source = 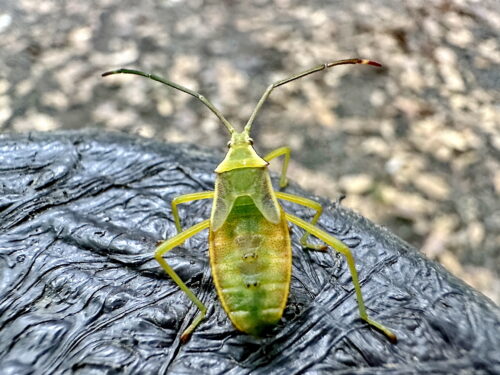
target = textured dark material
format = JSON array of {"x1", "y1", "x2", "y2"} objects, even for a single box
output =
[{"x1": 0, "y1": 130, "x2": 499, "y2": 375}]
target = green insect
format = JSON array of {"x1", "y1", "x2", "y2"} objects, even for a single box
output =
[{"x1": 102, "y1": 58, "x2": 397, "y2": 343}]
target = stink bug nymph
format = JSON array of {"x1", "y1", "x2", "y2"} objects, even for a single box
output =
[{"x1": 102, "y1": 59, "x2": 397, "y2": 343}]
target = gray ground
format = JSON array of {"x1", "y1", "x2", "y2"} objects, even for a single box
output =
[{"x1": 0, "y1": 0, "x2": 499, "y2": 303}]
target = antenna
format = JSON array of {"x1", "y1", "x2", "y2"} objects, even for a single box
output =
[
  {"x1": 243, "y1": 59, "x2": 382, "y2": 134},
  {"x1": 102, "y1": 69, "x2": 235, "y2": 135}
]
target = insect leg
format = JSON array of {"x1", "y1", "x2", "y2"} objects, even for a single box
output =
[
  {"x1": 154, "y1": 219, "x2": 211, "y2": 342},
  {"x1": 171, "y1": 191, "x2": 214, "y2": 233},
  {"x1": 275, "y1": 192, "x2": 326, "y2": 250},
  {"x1": 284, "y1": 212, "x2": 397, "y2": 342},
  {"x1": 263, "y1": 146, "x2": 291, "y2": 188}
]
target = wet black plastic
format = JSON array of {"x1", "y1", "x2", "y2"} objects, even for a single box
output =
[{"x1": 0, "y1": 130, "x2": 499, "y2": 374}]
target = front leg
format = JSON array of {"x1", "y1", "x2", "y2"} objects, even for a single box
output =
[{"x1": 263, "y1": 146, "x2": 291, "y2": 188}]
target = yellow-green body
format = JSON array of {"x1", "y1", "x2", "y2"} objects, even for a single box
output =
[
  {"x1": 102, "y1": 58, "x2": 397, "y2": 343},
  {"x1": 209, "y1": 168, "x2": 291, "y2": 335}
]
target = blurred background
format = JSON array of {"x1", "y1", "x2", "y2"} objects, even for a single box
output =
[{"x1": 0, "y1": 0, "x2": 498, "y2": 303}]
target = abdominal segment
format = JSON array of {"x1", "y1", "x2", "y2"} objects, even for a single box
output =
[{"x1": 209, "y1": 196, "x2": 292, "y2": 336}]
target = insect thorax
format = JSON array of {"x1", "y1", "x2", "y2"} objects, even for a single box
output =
[{"x1": 210, "y1": 167, "x2": 281, "y2": 232}]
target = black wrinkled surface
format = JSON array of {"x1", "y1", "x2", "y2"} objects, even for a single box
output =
[{"x1": 0, "y1": 130, "x2": 499, "y2": 375}]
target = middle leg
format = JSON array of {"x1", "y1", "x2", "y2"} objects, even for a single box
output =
[
  {"x1": 275, "y1": 191, "x2": 326, "y2": 250},
  {"x1": 171, "y1": 191, "x2": 214, "y2": 233},
  {"x1": 154, "y1": 219, "x2": 211, "y2": 342}
]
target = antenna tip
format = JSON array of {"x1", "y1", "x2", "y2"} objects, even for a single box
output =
[{"x1": 361, "y1": 59, "x2": 382, "y2": 67}]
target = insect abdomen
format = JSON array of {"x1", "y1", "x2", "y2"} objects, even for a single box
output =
[{"x1": 209, "y1": 196, "x2": 292, "y2": 336}]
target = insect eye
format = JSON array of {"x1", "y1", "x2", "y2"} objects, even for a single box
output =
[
  {"x1": 227, "y1": 141, "x2": 232, "y2": 148},
  {"x1": 248, "y1": 138, "x2": 254, "y2": 145}
]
